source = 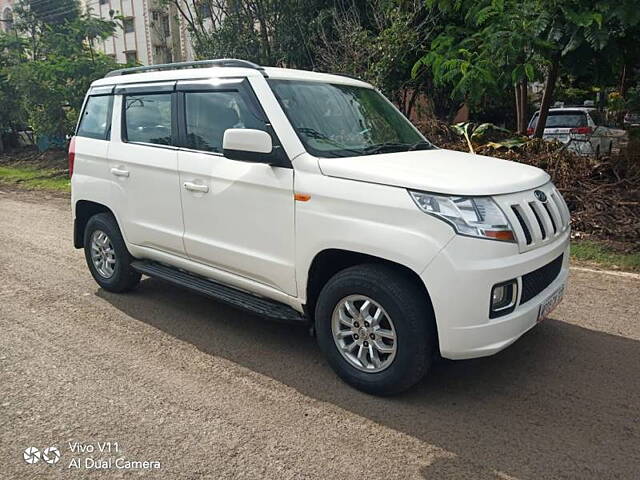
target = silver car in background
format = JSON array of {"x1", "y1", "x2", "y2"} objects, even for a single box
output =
[{"x1": 528, "y1": 107, "x2": 624, "y2": 157}]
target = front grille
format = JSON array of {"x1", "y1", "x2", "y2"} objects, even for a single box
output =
[
  {"x1": 494, "y1": 184, "x2": 571, "y2": 253},
  {"x1": 521, "y1": 254, "x2": 564, "y2": 304}
]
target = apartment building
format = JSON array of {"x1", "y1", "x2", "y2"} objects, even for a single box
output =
[
  {"x1": 0, "y1": 0, "x2": 195, "y2": 65},
  {"x1": 84, "y1": 0, "x2": 195, "y2": 65}
]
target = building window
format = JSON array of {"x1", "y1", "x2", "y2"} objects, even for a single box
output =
[
  {"x1": 2, "y1": 8, "x2": 14, "y2": 32},
  {"x1": 99, "y1": 0, "x2": 109, "y2": 5},
  {"x1": 123, "y1": 17, "x2": 135, "y2": 34},
  {"x1": 125, "y1": 51, "x2": 138, "y2": 64},
  {"x1": 154, "y1": 46, "x2": 173, "y2": 64},
  {"x1": 162, "y1": 16, "x2": 171, "y2": 36},
  {"x1": 198, "y1": 3, "x2": 212, "y2": 18}
]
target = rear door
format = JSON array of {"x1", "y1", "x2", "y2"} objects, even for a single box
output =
[
  {"x1": 107, "y1": 83, "x2": 185, "y2": 256},
  {"x1": 175, "y1": 78, "x2": 296, "y2": 295},
  {"x1": 73, "y1": 87, "x2": 114, "y2": 199}
]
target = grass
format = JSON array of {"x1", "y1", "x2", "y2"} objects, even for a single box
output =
[
  {"x1": 571, "y1": 240, "x2": 640, "y2": 272},
  {"x1": 0, "y1": 165, "x2": 70, "y2": 192}
]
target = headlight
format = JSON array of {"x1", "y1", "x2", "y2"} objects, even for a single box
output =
[{"x1": 409, "y1": 190, "x2": 515, "y2": 242}]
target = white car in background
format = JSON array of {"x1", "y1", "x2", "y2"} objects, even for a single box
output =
[{"x1": 527, "y1": 107, "x2": 622, "y2": 157}]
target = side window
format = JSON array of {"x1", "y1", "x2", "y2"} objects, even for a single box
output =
[
  {"x1": 589, "y1": 111, "x2": 603, "y2": 126},
  {"x1": 184, "y1": 91, "x2": 265, "y2": 153},
  {"x1": 77, "y1": 95, "x2": 112, "y2": 140},
  {"x1": 124, "y1": 93, "x2": 172, "y2": 145}
]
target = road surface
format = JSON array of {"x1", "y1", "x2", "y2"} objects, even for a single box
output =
[{"x1": 0, "y1": 187, "x2": 638, "y2": 479}]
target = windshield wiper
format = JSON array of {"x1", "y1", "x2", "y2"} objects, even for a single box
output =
[
  {"x1": 296, "y1": 128, "x2": 434, "y2": 157},
  {"x1": 295, "y1": 127, "x2": 362, "y2": 155},
  {"x1": 363, "y1": 141, "x2": 433, "y2": 155},
  {"x1": 408, "y1": 141, "x2": 434, "y2": 151}
]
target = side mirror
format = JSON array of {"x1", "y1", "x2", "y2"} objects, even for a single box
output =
[{"x1": 223, "y1": 128, "x2": 277, "y2": 164}]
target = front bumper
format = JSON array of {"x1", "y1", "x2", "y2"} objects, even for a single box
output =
[{"x1": 422, "y1": 231, "x2": 570, "y2": 360}]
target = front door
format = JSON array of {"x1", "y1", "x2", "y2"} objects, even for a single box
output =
[{"x1": 176, "y1": 82, "x2": 296, "y2": 295}]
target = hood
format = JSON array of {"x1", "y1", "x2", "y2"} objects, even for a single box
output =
[{"x1": 318, "y1": 148, "x2": 550, "y2": 196}]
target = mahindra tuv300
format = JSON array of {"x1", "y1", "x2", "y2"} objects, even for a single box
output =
[{"x1": 70, "y1": 59, "x2": 570, "y2": 395}]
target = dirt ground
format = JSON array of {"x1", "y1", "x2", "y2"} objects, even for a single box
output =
[{"x1": 0, "y1": 188, "x2": 638, "y2": 479}]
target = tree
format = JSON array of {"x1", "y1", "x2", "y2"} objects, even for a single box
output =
[
  {"x1": 1, "y1": 0, "x2": 120, "y2": 139},
  {"x1": 414, "y1": 0, "x2": 640, "y2": 133},
  {"x1": 413, "y1": 0, "x2": 549, "y2": 131},
  {"x1": 0, "y1": 33, "x2": 28, "y2": 152},
  {"x1": 315, "y1": 1, "x2": 439, "y2": 117},
  {"x1": 526, "y1": 1, "x2": 640, "y2": 137},
  {"x1": 162, "y1": 0, "x2": 326, "y2": 68}
]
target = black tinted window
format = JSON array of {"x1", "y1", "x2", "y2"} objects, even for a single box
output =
[
  {"x1": 184, "y1": 91, "x2": 265, "y2": 153},
  {"x1": 529, "y1": 111, "x2": 588, "y2": 129},
  {"x1": 124, "y1": 94, "x2": 172, "y2": 145},
  {"x1": 77, "y1": 95, "x2": 112, "y2": 140}
]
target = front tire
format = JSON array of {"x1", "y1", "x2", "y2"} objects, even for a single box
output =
[
  {"x1": 83, "y1": 213, "x2": 141, "y2": 292},
  {"x1": 315, "y1": 264, "x2": 435, "y2": 395}
]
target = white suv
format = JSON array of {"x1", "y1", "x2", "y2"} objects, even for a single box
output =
[
  {"x1": 71, "y1": 59, "x2": 570, "y2": 394},
  {"x1": 527, "y1": 106, "x2": 620, "y2": 156}
]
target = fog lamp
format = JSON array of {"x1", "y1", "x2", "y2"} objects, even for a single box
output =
[{"x1": 490, "y1": 280, "x2": 518, "y2": 318}]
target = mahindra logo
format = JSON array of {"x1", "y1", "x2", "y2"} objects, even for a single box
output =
[{"x1": 534, "y1": 190, "x2": 547, "y2": 202}]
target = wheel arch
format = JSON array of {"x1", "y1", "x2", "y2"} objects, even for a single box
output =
[
  {"x1": 305, "y1": 249, "x2": 436, "y2": 324},
  {"x1": 74, "y1": 200, "x2": 117, "y2": 249}
]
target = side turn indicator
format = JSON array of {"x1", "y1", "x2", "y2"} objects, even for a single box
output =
[{"x1": 294, "y1": 193, "x2": 311, "y2": 202}]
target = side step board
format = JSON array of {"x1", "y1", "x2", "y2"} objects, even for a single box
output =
[{"x1": 131, "y1": 260, "x2": 306, "y2": 323}]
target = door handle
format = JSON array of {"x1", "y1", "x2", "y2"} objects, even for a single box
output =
[
  {"x1": 183, "y1": 181, "x2": 209, "y2": 193},
  {"x1": 110, "y1": 167, "x2": 130, "y2": 177}
]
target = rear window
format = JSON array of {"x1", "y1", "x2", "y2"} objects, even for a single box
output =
[
  {"x1": 76, "y1": 95, "x2": 113, "y2": 140},
  {"x1": 529, "y1": 111, "x2": 588, "y2": 129},
  {"x1": 123, "y1": 93, "x2": 172, "y2": 145}
]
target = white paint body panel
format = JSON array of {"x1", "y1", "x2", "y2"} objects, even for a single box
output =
[
  {"x1": 319, "y1": 149, "x2": 550, "y2": 195},
  {"x1": 177, "y1": 149, "x2": 297, "y2": 295},
  {"x1": 73, "y1": 65, "x2": 572, "y2": 361},
  {"x1": 107, "y1": 95, "x2": 185, "y2": 256}
]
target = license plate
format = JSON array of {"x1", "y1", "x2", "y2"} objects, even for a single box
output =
[{"x1": 537, "y1": 284, "x2": 565, "y2": 323}]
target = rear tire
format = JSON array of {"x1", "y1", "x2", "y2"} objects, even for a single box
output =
[
  {"x1": 83, "y1": 213, "x2": 141, "y2": 293},
  {"x1": 315, "y1": 264, "x2": 435, "y2": 395}
]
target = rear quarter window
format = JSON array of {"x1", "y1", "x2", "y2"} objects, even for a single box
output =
[{"x1": 76, "y1": 95, "x2": 113, "y2": 140}]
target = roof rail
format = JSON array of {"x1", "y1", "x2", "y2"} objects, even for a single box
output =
[{"x1": 104, "y1": 58, "x2": 266, "y2": 78}]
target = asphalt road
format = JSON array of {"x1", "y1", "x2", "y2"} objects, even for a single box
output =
[{"x1": 1, "y1": 187, "x2": 639, "y2": 479}]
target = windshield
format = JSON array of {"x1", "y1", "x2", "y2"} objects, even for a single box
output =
[
  {"x1": 268, "y1": 79, "x2": 433, "y2": 158},
  {"x1": 529, "y1": 111, "x2": 588, "y2": 129}
]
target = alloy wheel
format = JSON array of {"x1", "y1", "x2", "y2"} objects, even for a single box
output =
[{"x1": 331, "y1": 295, "x2": 397, "y2": 373}]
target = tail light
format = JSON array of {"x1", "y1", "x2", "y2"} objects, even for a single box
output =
[
  {"x1": 526, "y1": 128, "x2": 534, "y2": 135},
  {"x1": 570, "y1": 126, "x2": 592, "y2": 135},
  {"x1": 68, "y1": 136, "x2": 76, "y2": 177}
]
